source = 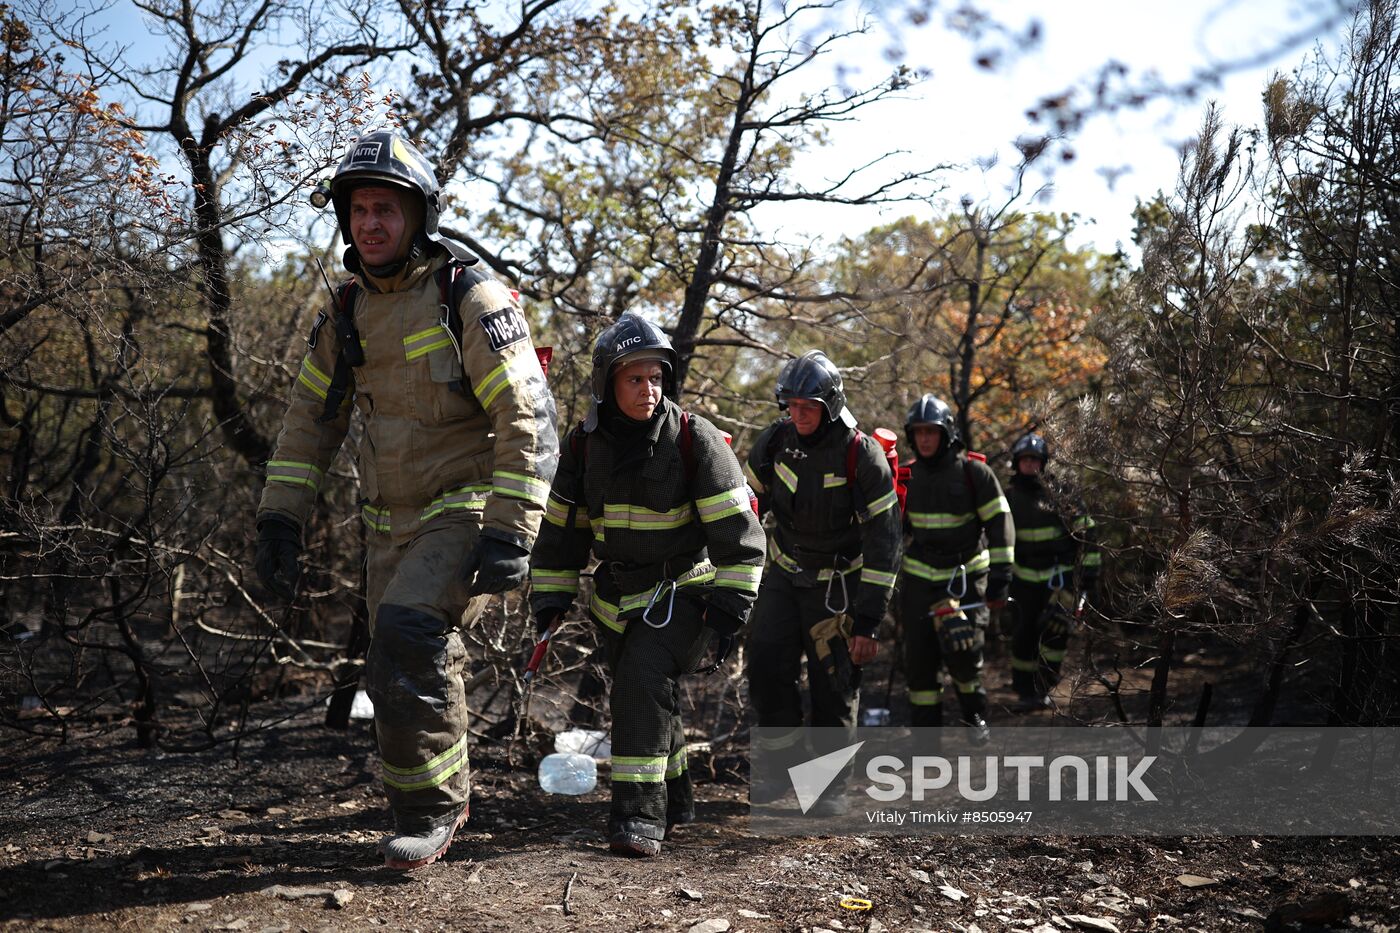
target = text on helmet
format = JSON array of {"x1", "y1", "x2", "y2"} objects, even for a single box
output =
[{"x1": 350, "y1": 142, "x2": 383, "y2": 166}]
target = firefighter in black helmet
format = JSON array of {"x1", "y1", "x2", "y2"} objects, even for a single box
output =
[
  {"x1": 255, "y1": 129, "x2": 558, "y2": 869},
  {"x1": 529, "y1": 314, "x2": 765, "y2": 857},
  {"x1": 896, "y1": 394, "x2": 1013, "y2": 745},
  {"x1": 1005, "y1": 433, "x2": 1100, "y2": 711},
  {"x1": 743, "y1": 351, "x2": 901, "y2": 813}
]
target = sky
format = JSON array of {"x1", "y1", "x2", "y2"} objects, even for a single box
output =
[
  {"x1": 83, "y1": 0, "x2": 1355, "y2": 261},
  {"x1": 769, "y1": 0, "x2": 1354, "y2": 256}
]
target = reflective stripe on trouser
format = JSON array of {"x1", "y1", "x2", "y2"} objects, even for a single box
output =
[
  {"x1": 602, "y1": 593, "x2": 709, "y2": 841},
  {"x1": 746, "y1": 568, "x2": 862, "y2": 796},
  {"x1": 1010, "y1": 580, "x2": 1068, "y2": 695},
  {"x1": 365, "y1": 511, "x2": 491, "y2": 824},
  {"x1": 899, "y1": 570, "x2": 988, "y2": 723}
]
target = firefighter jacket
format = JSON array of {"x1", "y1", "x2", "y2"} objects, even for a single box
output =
[
  {"x1": 1006, "y1": 471, "x2": 1100, "y2": 586},
  {"x1": 901, "y1": 450, "x2": 1013, "y2": 586},
  {"x1": 529, "y1": 398, "x2": 766, "y2": 635},
  {"x1": 743, "y1": 419, "x2": 901, "y2": 629},
  {"x1": 257, "y1": 248, "x2": 559, "y2": 550}
]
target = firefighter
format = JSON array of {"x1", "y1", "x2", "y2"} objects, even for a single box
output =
[
  {"x1": 743, "y1": 351, "x2": 901, "y2": 814},
  {"x1": 1005, "y1": 433, "x2": 1100, "y2": 711},
  {"x1": 253, "y1": 130, "x2": 559, "y2": 869},
  {"x1": 897, "y1": 395, "x2": 1013, "y2": 745},
  {"x1": 529, "y1": 314, "x2": 765, "y2": 857}
]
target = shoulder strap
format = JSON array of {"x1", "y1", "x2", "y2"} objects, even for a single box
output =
[
  {"x1": 316, "y1": 281, "x2": 362, "y2": 425},
  {"x1": 844, "y1": 430, "x2": 865, "y2": 486},
  {"x1": 564, "y1": 420, "x2": 588, "y2": 531},
  {"x1": 962, "y1": 455, "x2": 980, "y2": 510},
  {"x1": 678, "y1": 410, "x2": 700, "y2": 487},
  {"x1": 437, "y1": 259, "x2": 492, "y2": 367},
  {"x1": 570, "y1": 420, "x2": 588, "y2": 465},
  {"x1": 760, "y1": 419, "x2": 793, "y2": 484},
  {"x1": 845, "y1": 430, "x2": 866, "y2": 514},
  {"x1": 436, "y1": 262, "x2": 478, "y2": 395}
]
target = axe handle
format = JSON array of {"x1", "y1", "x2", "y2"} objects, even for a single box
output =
[{"x1": 523, "y1": 630, "x2": 552, "y2": 682}]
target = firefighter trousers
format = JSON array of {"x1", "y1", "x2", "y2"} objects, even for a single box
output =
[
  {"x1": 746, "y1": 569, "x2": 863, "y2": 797},
  {"x1": 1009, "y1": 579, "x2": 1070, "y2": 697},
  {"x1": 602, "y1": 593, "x2": 710, "y2": 842},
  {"x1": 899, "y1": 571, "x2": 988, "y2": 726},
  {"x1": 365, "y1": 511, "x2": 490, "y2": 831}
]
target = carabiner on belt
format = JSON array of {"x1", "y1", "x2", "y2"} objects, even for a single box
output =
[
  {"x1": 945, "y1": 563, "x2": 969, "y2": 600},
  {"x1": 1048, "y1": 566, "x2": 1067, "y2": 592},
  {"x1": 823, "y1": 559, "x2": 850, "y2": 616},
  {"x1": 643, "y1": 579, "x2": 677, "y2": 628}
]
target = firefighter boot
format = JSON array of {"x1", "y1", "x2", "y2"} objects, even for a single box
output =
[
  {"x1": 956, "y1": 691, "x2": 991, "y2": 747},
  {"x1": 1012, "y1": 665, "x2": 1051, "y2": 712},
  {"x1": 1013, "y1": 692, "x2": 1053, "y2": 713},
  {"x1": 609, "y1": 820, "x2": 664, "y2": 857},
  {"x1": 380, "y1": 805, "x2": 468, "y2": 870},
  {"x1": 665, "y1": 775, "x2": 696, "y2": 838}
]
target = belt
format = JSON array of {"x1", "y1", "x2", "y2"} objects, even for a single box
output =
[
  {"x1": 605, "y1": 552, "x2": 707, "y2": 593},
  {"x1": 788, "y1": 542, "x2": 863, "y2": 572}
]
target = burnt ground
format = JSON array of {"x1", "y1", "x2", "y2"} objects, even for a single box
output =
[{"x1": 2, "y1": 635, "x2": 1398, "y2": 933}]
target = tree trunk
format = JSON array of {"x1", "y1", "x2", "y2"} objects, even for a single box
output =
[
  {"x1": 671, "y1": 47, "x2": 756, "y2": 391},
  {"x1": 183, "y1": 140, "x2": 271, "y2": 467}
]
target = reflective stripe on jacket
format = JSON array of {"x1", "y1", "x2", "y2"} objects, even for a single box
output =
[
  {"x1": 900, "y1": 451, "x2": 1013, "y2": 584},
  {"x1": 743, "y1": 419, "x2": 901, "y2": 621},
  {"x1": 258, "y1": 249, "x2": 558, "y2": 548},
  {"x1": 529, "y1": 398, "x2": 766, "y2": 633},
  {"x1": 1005, "y1": 471, "x2": 1099, "y2": 584}
]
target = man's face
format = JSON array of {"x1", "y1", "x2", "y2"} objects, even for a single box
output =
[
  {"x1": 1017, "y1": 455, "x2": 1044, "y2": 476},
  {"x1": 912, "y1": 424, "x2": 943, "y2": 458},
  {"x1": 349, "y1": 186, "x2": 408, "y2": 267},
  {"x1": 612, "y1": 360, "x2": 665, "y2": 421},
  {"x1": 787, "y1": 398, "x2": 825, "y2": 436}
]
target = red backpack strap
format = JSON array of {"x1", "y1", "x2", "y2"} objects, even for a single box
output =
[
  {"x1": 845, "y1": 430, "x2": 864, "y2": 485},
  {"x1": 962, "y1": 454, "x2": 980, "y2": 508}
]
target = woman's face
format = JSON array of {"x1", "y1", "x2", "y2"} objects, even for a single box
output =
[{"x1": 612, "y1": 360, "x2": 665, "y2": 420}]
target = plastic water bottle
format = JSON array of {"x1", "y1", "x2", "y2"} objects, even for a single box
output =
[
  {"x1": 538, "y1": 752, "x2": 597, "y2": 795},
  {"x1": 860, "y1": 707, "x2": 891, "y2": 726},
  {"x1": 553, "y1": 728, "x2": 611, "y2": 760}
]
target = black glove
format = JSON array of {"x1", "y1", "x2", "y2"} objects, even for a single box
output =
[
  {"x1": 703, "y1": 601, "x2": 747, "y2": 638},
  {"x1": 254, "y1": 515, "x2": 301, "y2": 600},
  {"x1": 535, "y1": 606, "x2": 564, "y2": 637},
  {"x1": 985, "y1": 568, "x2": 1012, "y2": 605},
  {"x1": 851, "y1": 613, "x2": 882, "y2": 639},
  {"x1": 464, "y1": 536, "x2": 531, "y2": 595}
]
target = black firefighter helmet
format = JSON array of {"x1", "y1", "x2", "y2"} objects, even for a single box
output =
[
  {"x1": 904, "y1": 393, "x2": 960, "y2": 451},
  {"x1": 1010, "y1": 432, "x2": 1049, "y2": 468},
  {"x1": 584, "y1": 313, "x2": 678, "y2": 430},
  {"x1": 774, "y1": 350, "x2": 857, "y2": 428},
  {"x1": 318, "y1": 130, "x2": 450, "y2": 261}
]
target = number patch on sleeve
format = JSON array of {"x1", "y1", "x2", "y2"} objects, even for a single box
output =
[{"x1": 479, "y1": 307, "x2": 529, "y2": 352}]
